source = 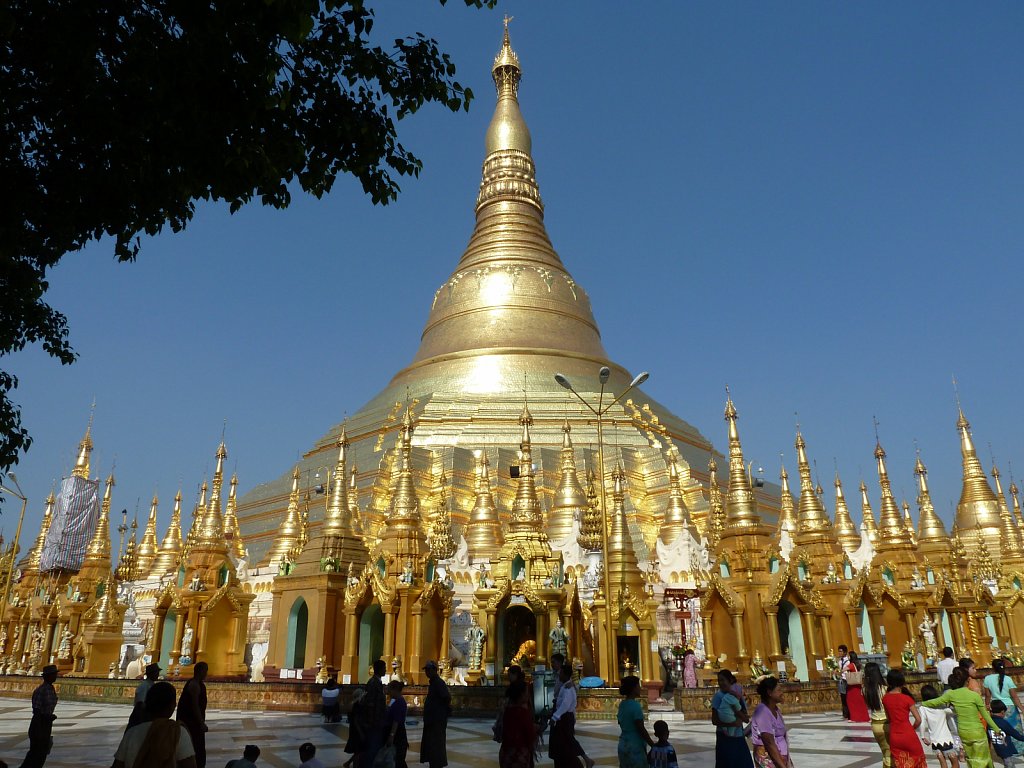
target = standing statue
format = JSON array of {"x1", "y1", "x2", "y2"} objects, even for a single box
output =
[
  {"x1": 180, "y1": 624, "x2": 194, "y2": 662},
  {"x1": 919, "y1": 614, "x2": 939, "y2": 659},
  {"x1": 399, "y1": 559, "x2": 414, "y2": 585},
  {"x1": 465, "y1": 617, "x2": 486, "y2": 671},
  {"x1": 57, "y1": 629, "x2": 73, "y2": 659},
  {"x1": 0, "y1": 626, "x2": 6, "y2": 654},
  {"x1": 549, "y1": 618, "x2": 570, "y2": 659}
]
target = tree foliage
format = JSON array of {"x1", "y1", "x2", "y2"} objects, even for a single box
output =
[{"x1": 0, "y1": 0, "x2": 493, "y2": 488}]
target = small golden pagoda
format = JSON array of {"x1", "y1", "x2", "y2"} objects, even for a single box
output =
[
  {"x1": 832, "y1": 473, "x2": 861, "y2": 556},
  {"x1": 136, "y1": 495, "x2": 160, "y2": 578},
  {"x1": 148, "y1": 490, "x2": 183, "y2": 579}
]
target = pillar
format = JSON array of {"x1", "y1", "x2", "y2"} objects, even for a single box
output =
[
  {"x1": 485, "y1": 610, "x2": 497, "y2": 672},
  {"x1": 732, "y1": 613, "x2": 748, "y2": 659},
  {"x1": 151, "y1": 612, "x2": 166, "y2": 663},
  {"x1": 340, "y1": 608, "x2": 359, "y2": 683},
  {"x1": 846, "y1": 611, "x2": 859, "y2": 651},
  {"x1": 765, "y1": 609, "x2": 782, "y2": 657},
  {"x1": 702, "y1": 615, "x2": 715, "y2": 658},
  {"x1": 820, "y1": 614, "x2": 834, "y2": 657},
  {"x1": 383, "y1": 609, "x2": 396, "y2": 660},
  {"x1": 170, "y1": 609, "x2": 186, "y2": 663},
  {"x1": 535, "y1": 609, "x2": 549, "y2": 666},
  {"x1": 408, "y1": 609, "x2": 423, "y2": 683}
]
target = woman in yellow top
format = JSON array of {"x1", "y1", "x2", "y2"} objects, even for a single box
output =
[{"x1": 921, "y1": 668, "x2": 1002, "y2": 768}]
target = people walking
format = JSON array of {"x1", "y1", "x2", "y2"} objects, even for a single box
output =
[
  {"x1": 989, "y1": 700, "x2": 1024, "y2": 768},
  {"x1": 984, "y1": 659, "x2": 1024, "y2": 754},
  {"x1": 419, "y1": 660, "x2": 451, "y2": 768},
  {"x1": 176, "y1": 661, "x2": 208, "y2": 768},
  {"x1": 617, "y1": 675, "x2": 655, "y2": 768},
  {"x1": 922, "y1": 667, "x2": 1002, "y2": 768},
  {"x1": 845, "y1": 652, "x2": 869, "y2": 722},
  {"x1": 711, "y1": 669, "x2": 753, "y2": 767},
  {"x1": 361, "y1": 659, "x2": 387, "y2": 768},
  {"x1": 864, "y1": 662, "x2": 891, "y2": 768},
  {"x1": 837, "y1": 645, "x2": 851, "y2": 719},
  {"x1": 498, "y1": 680, "x2": 537, "y2": 768},
  {"x1": 882, "y1": 669, "x2": 926, "y2": 768},
  {"x1": 917, "y1": 684, "x2": 960, "y2": 768},
  {"x1": 19, "y1": 664, "x2": 58, "y2": 768},
  {"x1": 126, "y1": 663, "x2": 161, "y2": 731},
  {"x1": 384, "y1": 680, "x2": 409, "y2": 768},
  {"x1": 343, "y1": 687, "x2": 367, "y2": 768},
  {"x1": 750, "y1": 676, "x2": 791, "y2": 768},
  {"x1": 549, "y1": 664, "x2": 594, "y2": 768},
  {"x1": 936, "y1": 647, "x2": 957, "y2": 691},
  {"x1": 112, "y1": 681, "x2": 196, "y2": 768}
]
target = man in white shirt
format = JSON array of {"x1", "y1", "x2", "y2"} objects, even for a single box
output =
[
  {"x1": 936, "y1": 646, "x2": 957, "y2": 690},
  {"x1": 549, "y1": 666, "x2": 594, "y2": 768}
]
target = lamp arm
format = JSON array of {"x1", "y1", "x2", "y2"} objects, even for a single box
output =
[
  {"x1": 565, "y1": 386, "x2": 600, "y2": 417},
  {"x1": 603, "y1": 382, "x2": 640, "y2": 415}
]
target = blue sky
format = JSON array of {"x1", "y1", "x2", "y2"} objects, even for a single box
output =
[{"x1": 5, "y1": 2, "x2": 1024, "y2": 546}]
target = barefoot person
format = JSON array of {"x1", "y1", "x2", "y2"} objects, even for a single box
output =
[
  {"x1": 176, "y1": 662, "x2": 208, "y2": 768},
  {"x1": 419, "y1": 660, "x2": 451, "y2": 768},
  {"x1": 549, "y1": 665, "x2": 594, "y2": 768},
  {"x1": 20, "y1": 664, "x2": 58, "y2": 768}
]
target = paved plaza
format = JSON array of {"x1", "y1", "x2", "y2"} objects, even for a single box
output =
[{"x1": 0, "y1": 697, "x2": 965, "y2": 767}]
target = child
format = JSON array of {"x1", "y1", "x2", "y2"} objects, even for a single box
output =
[
  {"x1": 917, "y1": 684, "x2": 961, "y2": 768},
  {"x1": 991, "y1": 700, "x2": 1024, "y2": 767},
  {"x1": 648, "y1": 720, "x2": 679, "y2": 768}
]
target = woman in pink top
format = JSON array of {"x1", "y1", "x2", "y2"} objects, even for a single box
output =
[{"x1": 751, "y1": 676, "x2": 792, "y2": 768}]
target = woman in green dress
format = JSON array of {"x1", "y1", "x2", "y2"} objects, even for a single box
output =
[
  {"x1": 921, "y1": 667, "x2": 1002, "y2": 768},
  {"x1": 617, "y1": 675, "x2": 654, "y2": 768}
]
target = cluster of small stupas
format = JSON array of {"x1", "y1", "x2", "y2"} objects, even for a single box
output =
[{"x1": 2, "y1": 24, "x2": 1024, "y2": 689}]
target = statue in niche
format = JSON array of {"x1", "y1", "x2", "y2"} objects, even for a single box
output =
[
  {"x1": 57, "y1": 629, "x2": 73, "y2": 660},
  {"x1": 399, "y1": 560, "x2": 414, "y2": 585},
  {"x1": 180, "y1": 624, "x2": 194, "y2": 662},
  {"x1": 910, "y1": 568, "x2": 926, "y2": 590},
  {"x1": 465, "y1": 617, "x2": 486, "y2": 671},
  {"x1": 549, "y1": 618, "x2": 570, "y2": 659}
]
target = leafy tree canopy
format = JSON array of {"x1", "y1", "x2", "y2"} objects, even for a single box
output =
[{"x1": 0, "y1": 0, "x2": 493, "y2": 485}]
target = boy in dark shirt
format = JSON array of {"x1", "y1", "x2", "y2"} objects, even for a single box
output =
[
  {"x1": 647, "y1": 720, "x2": 679, "y2": 768},
  {"x1": 991, "y1": 700, "x2": 1024, "y2": 767}
]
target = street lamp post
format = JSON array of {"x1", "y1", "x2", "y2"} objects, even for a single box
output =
[
  {"x1": 0, "y1": 473, "x2": 29, "y2": 641},
  {"x1": 555, "y1": 366, "x2": 649, "y2": 685}
]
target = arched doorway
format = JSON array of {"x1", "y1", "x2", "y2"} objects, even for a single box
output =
[
  {"x1": 500, "y1": 605, "x2": 536, "y2": 668},
  {"x1": 358, "y1": 604, "x2": 385, "y2": 681},
  {"x1": 859, "y1": 602, "x2": 875, "y2": 651},
  {"x1": 777, "y1": 600, "x2": 808, "y2": 681},
  {"x1": 286, "y1": 598, "x2": 308, "y2": 669}
]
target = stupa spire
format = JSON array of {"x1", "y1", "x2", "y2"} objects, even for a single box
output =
[
  {"x1": 149, "y1": 490, "x2": 183, "y2": 578},
  {"x1": 429, "y1": 469, "x2": 457, "y2": 561},
  {"x1": 465, "y1": 450, "x2": 504, "y2": 559},
  {"x1": 874, "y1": 440, "x2": 911, "y2": 546},
  {"x1": 915, "y1": 456, "x2": 948, "y2": 545},
  {"x1": 322, "y1": 428, "x2": 352, "y2": 541},
  {"x1": 20, "y1": 490, "x2": 55, "y2": 575},
  {"x1": 954, "y1": 404, "x2": 1001, "y2": 532},
  {"x1": 832, "y1": 472, "x2": 860, "y2": 553},
  {"x1": 991, "y1": 464, "x2": 1019, "y2": 560},
  {"x1": 264, "y1": 466, "x2": 303, "y2": 567},
  {"x1": 859, "y1": 481, "x2": 879, "y2": 545},
  {"x1": 722, "y1": 393, "x2": 759, "y2": 527},
  {"x1": 1010, "y1": 479, "x2": 1024, "y2": 550},
  {"x1": 509, "y1": 402, "x2": 543, "y2": 533},
  {"x1": 606, "y1": 463, "x2": 643, "y2": 598},
  {"x1": 705, "y1": 456, "x2": 725, "y2": 549},
  {"x1": 380, "y1": 407, "x2": 428, "y2": 562},
  {"x1": 196, "y1": 441, "x2": 228, "y2": 549},
  {"x1": 83, "y1": 474, "x2": 114, "y2": 566},
  {"x1": 659, "y1": 450, "x2": 693, "y2": 545},
  {"x1": 72, "y1": 419, "x2": 93, "y2": 480},
  {"x1": 901, "y1": 501, "x2": 918, "y2": 547},
  {"x1": 135, "y1": 493, "x2": 161, "y2": 577},
  {"x1": 795, "y1": 431, "x2": 832, "y2": 535},
  {"x1": 549, "y1": 419, "x2": 588, "y2": 543},
  {"x1": 777, "y1": 463, "x2": 796, "y2": 534},
  {"x1": 223, "y1": 474, "x2": 246, "y2": 561},
  {"x1": 578, "y1": 468, "x2": 604, "y2": 552}
]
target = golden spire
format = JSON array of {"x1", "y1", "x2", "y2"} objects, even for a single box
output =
[
  {"x1": 223, "y1": 473, "x2": 246, "y2": 561},
  {"x1": 380, "y1": 407, "x2": 428, "y2": 562},
  {"x1": 874, "y1": 441, "x2": 911, "y2": 547},
  {"x1": 482, "y1": 20, "x2": 536, "y2": 196},
  {"x1": 20, "y1": 490, "x2": 55, "y2": 574},
  {"x1": 776, "y1": 463, "x2": 796, "y2": 534},
  {"x1": 182, "y1": 481, "x2": 207, "y2": 559},
  {"x1": 578, "y1": 467, "x2": 603, "y2": 552},
  {"x1": 915, "y1": 456, "x2": 948, "y2": 545},
  {"x1": 509, "y1": 402, "x2": 543, "y2": 533},
  {"x1": 705, "y1": 456, "x2": 725, "y2": 549},
  {"x1": 659, "y1": 450, "x2": 693, "y2": 545},
  {"x1": 1010, "y1": 479, "x2": 1024, "y2": 550},
  {"x1": 86, "y1": 572, "x2": 121, "y2": 629},
  {"x1": 195, "y1": 441, "x2": 228, "y2": 550},
  {"x1": 116, "y1": 519, "x2": 138, "y2": 581},
  {"x1": 606, "y1": 463, "x2": 643, "y2": 598},
  {"x1": 429, "y1": 470, "x2": 457, "y2": 561},
  {"x1": 348, "y1": 464, "x2": 362, "y2": 536},
  {"x1": 135, "y1": 494, "x2": 160, "y2": 576},
  {"x1": 72, "y1": 421, "x2": 93, "y2": 480},
  {"x1": 82, "y1": 474, "x2": 114, "y2": 567},
  {"x1": 901, "y1": 501, "x2": 917, "y2": 547},
  {"x1": 795, "y1": 431, "x2": 832, "y2": 535},
  {"x1": 265, "y1": 466, "x2": 303, "y2": 566},
  {"x1": 149, "y1": 490, "x2": 183, "y2": 578},
  {"x1": 832, "y1": 472, "x2": 860, "y2": 552},
  {"x1": 321, "y1": 429, "x2": 352, "y2": 541},
  {"x1": 722, "y1": 394, "x2": 760, "y2": 527},
  {"x1": 954, "y1": 405, "x2": 1001, "y2": 532},
  {"x1": 859, "y1": 481, "x2": 879, "y2": 545},
  {"x1": 465, "y1": 450, "x2": 505, "y2": 559},
  {"x1": 991, "y1": 464, "x2": 1018, "y2": 559},
  {"x1": 549, "y1": 420, "x2": 588, "y2": 543}
]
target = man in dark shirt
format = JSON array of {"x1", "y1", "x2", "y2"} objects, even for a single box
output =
[
  {"x1": 20, "y1": 664, "x2": 58, "y2": 768},
  {"x1": 419, "y1": 660, "x2": 451, "y2": 768},
  {"x1": 176, "y1": 661, "x2": 209, "y2": 768},
  {"x1": 360, "y1": 659, "x2": 387, "y2": 768}
]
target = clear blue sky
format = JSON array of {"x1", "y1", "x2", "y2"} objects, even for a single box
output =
[{"x1": 5, "y1": 3, "x2": 1024, "y2": 547}]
